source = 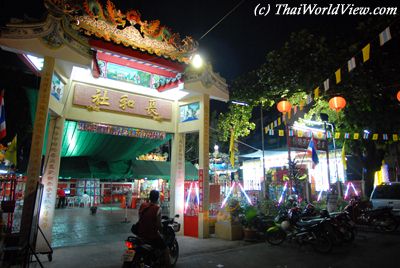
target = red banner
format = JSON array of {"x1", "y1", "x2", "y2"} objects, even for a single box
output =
[
  {"x1": 198, "y1": 169, "x2": 203, "y2": 213},
  {"x1": 289, "y1": 136, "x2": 328, "y2": 151}
]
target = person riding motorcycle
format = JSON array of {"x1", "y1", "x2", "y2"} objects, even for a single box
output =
[{"x1": 137, "y1": 190, "x2": 171, "y2": 268}]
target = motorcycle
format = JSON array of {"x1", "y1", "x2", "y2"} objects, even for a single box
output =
[
  {"x1": 344, "y1": 197, "x2": 398, "y2": 232},
  {"x1": 328, "y1": 211, "x2": 356, "y2": 243},
  {"x1": 122, "y1": 214, "x2": 180, "y2": 268},
  {"x1": 295, "y1": 201, "x2": 356, "y2": 245},
  {"x1": 266, "y1": 206, "x2": 333, "y2": 253}
]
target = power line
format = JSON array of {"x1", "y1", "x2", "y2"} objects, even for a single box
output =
[
  {"x1": 209, "y1": 127, "x2": 260, "y2": 151},
  {"x1": 199, "y1": 0, "x2": 246, "y2": 40}
]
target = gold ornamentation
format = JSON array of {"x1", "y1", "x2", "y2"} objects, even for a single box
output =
[
  {"x1": 119, "y1": 95, "x2": 135, "y2": 110},
  {"x1": 146, "y1": 99, "x2": 161, "y2": 121},
  {"x1": 58, "y1": 0, "x2": 197, "y2": 63}
]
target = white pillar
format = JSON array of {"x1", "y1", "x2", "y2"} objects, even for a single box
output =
[
  {"x1": 36, "y1": 115, "x2": 65, "y2": 251},
  {"x1": 198, "y1": 94, "x2": 210, "y2": 238},
  {"x1": 170, "y1": 133, "x2": 185, "y2": 235},
  {"x1": 20, "y1": 56, "x2": 55, "y2": 248}
]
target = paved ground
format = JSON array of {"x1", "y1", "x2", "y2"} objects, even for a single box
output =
[
  {"x1": 51, "y1": 204, "x2": 138, "y2": 248},
  {"x1": 29, "y1": 204, "x2": 248, "y2": 267},
  {"x1": 13, "y1": 205, "x2": 400, "y2": 267},
  {"x1": 177, "y1": 232, "x2": 400, "y2": 268}
]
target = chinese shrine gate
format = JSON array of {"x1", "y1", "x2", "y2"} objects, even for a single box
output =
[{"x1": 0, "y1": 0, "x2": 228, "y2": 250}]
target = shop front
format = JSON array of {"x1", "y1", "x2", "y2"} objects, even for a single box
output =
[{"x1": 241, "y1": 145, "x2": 351, "y2": 204}]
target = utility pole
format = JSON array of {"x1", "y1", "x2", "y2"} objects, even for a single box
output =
[{"x1": 260, "y1": 105, "x2": 266, "y2": 199}]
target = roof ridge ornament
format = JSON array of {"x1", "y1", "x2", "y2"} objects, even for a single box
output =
[{"x1": 44, "y1": 0, "x2": 198, "y2": 63}]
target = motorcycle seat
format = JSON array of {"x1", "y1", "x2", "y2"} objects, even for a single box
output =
[{"x1": 296, "y1": 218, "x2": 323, "y2": 227}]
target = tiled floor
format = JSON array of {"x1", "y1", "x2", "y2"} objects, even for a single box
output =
[{"x1": 51, "y1": 204, "x2": 138, "y2": 247}]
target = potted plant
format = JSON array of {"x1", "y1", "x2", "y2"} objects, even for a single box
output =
[
  {"x1": 215, "y1": 198, "x2": 244, "y2": 240},
  {"x1": 240, "y1": 204, "x2": 259, "y2": 241}
]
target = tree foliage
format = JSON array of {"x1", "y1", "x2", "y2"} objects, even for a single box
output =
[
  {"x1": 221, "y1": 16, "x2": 400, "y2": 196},
  {"x1": 217, "y1": 103, "x2": 255, "y2": 142}
]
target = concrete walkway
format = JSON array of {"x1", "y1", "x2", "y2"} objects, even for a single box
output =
[{"x1": 28, "y1": 204, "x2": 252, "y2": 267}]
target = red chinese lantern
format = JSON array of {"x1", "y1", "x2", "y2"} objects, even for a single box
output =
[
  {"x1": 277, "y1": 100, "x2": 292, "y2": 114},
  {"x1": 397, "y1": 90, "x2": 400, "y2": 102},
  {"x1": 329, "y1": 96, "x2": 346, "y2": 112}
]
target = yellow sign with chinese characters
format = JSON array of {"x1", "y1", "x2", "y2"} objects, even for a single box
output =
[{"x1": 73, "y1": 84, "x2": 172, "y2": 121}]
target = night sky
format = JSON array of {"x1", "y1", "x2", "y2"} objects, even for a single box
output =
[{"x1": 1, "y1": 0, "x2": 399, "y2": 82}]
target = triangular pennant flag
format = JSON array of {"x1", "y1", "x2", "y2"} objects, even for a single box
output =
[
  {"x1": 323, "y1": 79, "x2": 330, "y2": 92},
  {"x1": 393, "y1": 134, "x2": 399, "y2": 141},
  {"x1": 264, "y1": 126, "x2": 269, "y2": 133},
  {"x1": 289, "y1": 130, "x2": 294, "y2": 137},
  {"x1": 270, "y1": 123, "x2": 274, "y2": 129},
  {"x1": 372, "y1": 133, "x2": 379, "y2": 140},
  {"x1": 278, "y1": 130, "x2": 285, "y2": 137},
  {"x1": 344, "y1": 133, "x2": 350, "y2": 139},
  {"x1": 335, "y1": 132, "x2": 341, "y2": 139},
  {"x1": 383, "y1": 134, "x2": 388, "y2": 140},
  {"x1": 363, "y1": 132, "x2": 369, "y2": 139},
  {"x1": 335, "y1": 69, "x2": 341, "y2": 84},
  {"x1": 314, "y1": 87, "x2": 320, "y2": 100},
  {"x1": 379, "y1": 27, "x2": 392, "y2": 46},
  {"x1": 347, "y1": 57, "x2": 356, "y2": 72},
  {"x1": 274, "y1": 120, "x2": 278, "y2": 127},
  {"x1": 297, "y1": 130, "x2": 304, "y2": 137},
  {"x1": 353, "y1": 133, "x2": 359, "y2": 140},
  {"x1": 362, "y1": 44, "x2": 370, "y2": 62},
  {"x1": 278, "y1": 117, "x2": 282, "y2": 126},
  {"x1": 269, "y1": 129, "x2": 274, "y2": 136},
  {"x1": 326, "y1": 131, "x2": 332, "y2": 138}
]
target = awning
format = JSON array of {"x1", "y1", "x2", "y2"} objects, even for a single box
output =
[
  {"x1": 59, "y1": 159, "x2": 199, "y2": 180},
  {"x1": 240, "y1": 149, "x2": 289, "y2": 158},
  {"x1": 131, "y1": 160, "x2": 198, "y2": 180}
]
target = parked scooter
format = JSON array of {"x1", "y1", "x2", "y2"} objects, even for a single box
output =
[
  {"x1": 344, "y1": 197, "x2": 398, "y2": 232},
  {"x1": 122, "y1": 215, "x2": 180, "y2": 268},
  {"x1": 266, "y1": 206, "x2": 333, "y2": 253}
]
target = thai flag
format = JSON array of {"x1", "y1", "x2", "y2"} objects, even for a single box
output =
[
  {"x1": 0, "y1": 90, "x2": 6, "y2": 140},
  {"x1": 307, "y1": 138, "x2": 319, "y2": 168}
]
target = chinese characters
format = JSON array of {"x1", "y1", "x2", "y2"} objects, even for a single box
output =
[
  {"x1": 87, "y1": 89, "x2": 110, "y2": 111},
  {"x1": 146, "y1": 99, "x2": 161, "y2": 121},
  {"x1": 119, "y1": 95, "x2": 135, "y2": 110}
]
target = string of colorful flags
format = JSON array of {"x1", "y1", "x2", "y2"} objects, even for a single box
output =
[
  {"x1": 266, "y1": 129, "x2": 399, "y2": 141},
  {"x1": 265, "y1": 21, "x2": 398, "y2": 133}
]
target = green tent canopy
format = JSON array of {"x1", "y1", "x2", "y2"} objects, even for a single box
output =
[
  {"x1": 131, "y1": 160, "x2": 198, "y2": 180},
  {"x1": 25, "y1": 89, "x2": 197, "y2": 180},
  {"x1": 55, "y1": 121, "x2": 173, "y2": 179},
  {"x1": 59, "y1": 158, "x2": 198, "y2": 180}
]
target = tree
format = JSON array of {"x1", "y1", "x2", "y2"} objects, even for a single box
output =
[
  {"x1": 226, "y1": 17, "x2": 400, "y2": 197},
  {"x1": 217, "y1": 103, "x2": 255, "y2": 143}
]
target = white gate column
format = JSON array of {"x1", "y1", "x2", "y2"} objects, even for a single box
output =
[
  {"x1": 170, "y1": 133, "x2": 185, "y2": 234},
  {"x1": 36, "y1": 115, "x2": 65, "y2": 251}
]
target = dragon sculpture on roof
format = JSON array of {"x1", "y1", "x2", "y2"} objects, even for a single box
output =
[{"x1": 45, "y1": 0, "x2": 197, "y2": 62}]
